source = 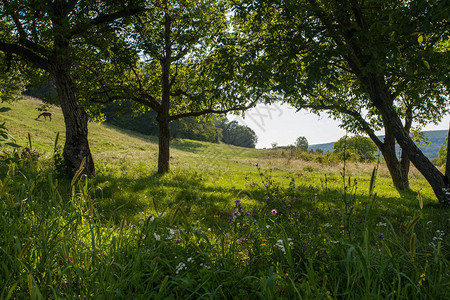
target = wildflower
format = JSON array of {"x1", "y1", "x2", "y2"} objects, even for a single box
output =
[
  {"x1": 168, "y1": 228, "x2": 179, "y2": 235},
  {"x1": 302, "y1": 243, "x2": 307, "y2": 250},
  {"x1": 376, "y1": 222, "x2": 387, "y2": 227},
  {"x1": 175, "y1": 238, "x2": 181, "y2": 243},
  {"x1": 228, "y1": 217, "x2": 232, "y2": 223},
  {"x1": 275, "y1": 238, "x2": 293, "y2": 254},
  {"x1": 231, "y1": 210, "x2": 238, "y2": 217},
  {"x1": 266, "y1": 197, "x2": 270, "y2": 201},
  {"x1": 379, "y1": 233, "x2": 384, "y2": 238},
  {"x1": 261, "y1": 243, "x2": 266, "y2": 246},
  {"x1": 187, "y1": 257, "x2": 193, "y2": 263},
  {"x1": 68, "y1": 257, "x2": 74, "y2": 264},
  {"x1": 271, "y1": 209, "x2": 277, "y2": 215},
  {"x1": 175, "y1": 262, "x2": 186, "y2": 274},
  {"x1": 324, "y1": 223, "x2": 332, "y2": 228},
  {"x1": 418, "y1": 273, "x2": 426, "y2": 285},
  {"x1": 245, "y1": 212, "x2": 251, "y2": 216},
  {"x1": 235, "y1": 199, "x2": 241, "y2": 206},
  {"x1": 154, "y1": 233, "x2": 161, "y2": 241},
  {"x1": 349, "y1": 205, "x2": 354, "y2": 211}
]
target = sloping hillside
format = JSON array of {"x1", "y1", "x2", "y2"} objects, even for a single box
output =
[{"x1": 310, "y1": 130, "x2": 448, "y2": 159}]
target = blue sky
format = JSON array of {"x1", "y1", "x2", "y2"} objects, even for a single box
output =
[{"x1": 232, "y1": 103, "x2": 450, "y2": 149}]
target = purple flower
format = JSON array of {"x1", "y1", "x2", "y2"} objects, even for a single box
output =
[
  {"x1": 235, "y1": 199, "x2": 241, "y2": 206},
  {"x1": 175, "y1": 238, "x2": 181, "y2": 243},
  {"x1": 228, "y1": 217, "x2": 233, "y2": 223},
  {"x1": 271, "y1": 209, "x2": 277, "y2": 215},
  {"x1": 303, "y1": 243, "x2": 307, "y2": 250},
  {"x1": 266, "y1": 197, "x2": 270, "y2": 202},
  {"x1": 379, "y1": 233, "x2": 384, "y2": 238},
  {"x1": 349, "y1": 205, "x2": 354, "y2": 211},
  {"x1": 231, "y1": 210, "x2": 238, "y2": 217},
  {"x1": 245, "y1": 212, "x2": 251, "y2": 216}
]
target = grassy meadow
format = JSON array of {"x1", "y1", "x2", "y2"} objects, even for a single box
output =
[{"x1": 0, "y1": 97, "x2": 448, "y2": 299}]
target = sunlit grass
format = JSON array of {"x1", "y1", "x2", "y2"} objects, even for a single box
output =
[{"x1": 1, "y1": 97, "x2": 448, "y2": 298}]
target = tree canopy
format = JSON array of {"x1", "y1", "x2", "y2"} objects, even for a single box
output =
[
  {"x1": 233, "y1": 0, "x2": 450, "y2": 203},
  {"x1": 85, "y1": 0, "x2": 263, "y2": 173},
  {"x1": 295, "y1": 136, "x2": 308, "y2": 151},
  {"x1": 0, "y1": 0, "x2": 146, "y2": 176},
  {"x1": 333, "y1": 135, "x2": 378, "y2": 162}
]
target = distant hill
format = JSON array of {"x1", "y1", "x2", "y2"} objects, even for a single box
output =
[{"x1": 309, "y1": 130, "x2": 448, "y2": 159}]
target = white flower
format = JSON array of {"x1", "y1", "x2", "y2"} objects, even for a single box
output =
[
  {"x1": 168, "y1": 228, "x2": 179, "y2": 235},
  {"x1": 330, "y1": 241, "x2": 340, "y2": 244},
  {"x1": 275, "y1": 239, "x2": 293, "y2": 254},
  {"x1": 154, "y1": 233, "x2": 161, "y2": 241},
  {"x1": 187, "y1": 257, "x2": 193, "y2": 263},
  {"x1": 376, "y1": 222, "x2": 387, "y2": 227},
  {"x1": 175, "y1": 262, "x2": 186, "y2": 274},
  {"x1": 324, "y1": 223, "x2": 332, "y2": 228}
]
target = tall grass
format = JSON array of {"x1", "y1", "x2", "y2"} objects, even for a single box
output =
[{"x1": 0, "y1": 144, "x2": 449, "y2": 298}]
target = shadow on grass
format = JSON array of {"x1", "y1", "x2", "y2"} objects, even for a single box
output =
[
  {"x1": 170, "y1": 139, "x2": 208, "y2": 153},
  {"x1": 87, "y1": 166, "x2": 445, "y2": 233}
]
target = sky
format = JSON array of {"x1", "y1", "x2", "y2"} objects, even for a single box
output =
[{"x1": 232, "y1": 102, "x2": 450, "y2": 149}]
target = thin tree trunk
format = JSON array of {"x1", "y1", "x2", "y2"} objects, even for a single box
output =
[
  {"x1": 157, "y1": 113, "x2": 170, "y2": 174},
  {"x1": 53, "y1": 66, "x2": 95, "y2": 177}
]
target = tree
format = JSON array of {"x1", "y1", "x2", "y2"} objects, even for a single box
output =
[
  {"x1": 234, "y1": 0, "x2": 450, "y2": 203},
  {"x1": 0, "y1": 0, "x2": 145, "y2": 177},
  {"x1": 0, "y1": 54, "x2": 26, "y2": 102},
  {"x1": 295, "y1": 136, "x2": 308, "y2": 151},
  {"x1": 220, "y1": 120, "x2": 258, "y2": 148},
  {"x1": 89, "y1": 0, "x2": 262, "y2": 173},
  {"x1": 333, "y1": 135, "x2": 378, "y2": 162}
]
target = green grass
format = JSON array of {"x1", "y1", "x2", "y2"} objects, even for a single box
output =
[{"x1": 0, "y1": 97, "x2": 449, "y2": 299}]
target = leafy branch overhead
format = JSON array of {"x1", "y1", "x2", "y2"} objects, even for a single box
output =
[
  {"x1": 81, "y1": 0, "x2": 266, "y2": 173},
  {"x1": 233, "y1": 0, "x2": 449, "y2": 202}
]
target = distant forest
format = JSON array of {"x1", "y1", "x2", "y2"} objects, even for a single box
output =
[{"x1": 25, "y1": 83, "x2": 258, "y2": 148}]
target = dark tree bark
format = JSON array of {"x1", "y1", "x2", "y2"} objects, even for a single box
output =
[
  {"x1": 445, "y1": 122, "x2": 450, "y2": 187},
  {"x1": 379, "y1": 130, "x2": 410, "y2": 190},
  {"x1": 52, "y1": 64, "x2": 95, "y2": 177},
  {"x1": 368, "y1": 77, "x2": 446, "y2": 203},
  {"x1": 157, "y1": 113, "x2": 170, "y2": 174}
]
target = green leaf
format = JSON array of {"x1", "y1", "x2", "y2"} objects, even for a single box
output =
[
  {"x1": 422, "y1": 59, "x2": 430, "y2": 70},
  {"x1": 0, "y1": 107, "x2": 11, "y2": 113},
  {"x1": 417, "y1": 35, "x2": 424, "y2": 44},
  {"x1": 5, "y1": 142, "x2": 21, "y2": 148}
]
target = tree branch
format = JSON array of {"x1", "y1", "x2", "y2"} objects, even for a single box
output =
[
  {"x1": 297, "y1": 102, "x2": 383, "y2": 148},
  {"x1": 69, "y1": 7, "x2": 145, "y2": 38},
  {"x1": 169, "y1": 97, "x2": 260, "y2": 121},
  {"x1": 0, "y1": 41, "x2": 49, "y2": 70}
]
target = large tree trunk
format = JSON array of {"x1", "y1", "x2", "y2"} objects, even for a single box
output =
[
  {"x1": 368, "y1": 78, "x2": 446, "y2": 203},
  {"x1": 157, "y1": 113, "x2": 170, "y2": 174},
  {"x1": 380, "y1": 133, "x2": 410, "y2": 190},
  {"x1": 53, "y1": 65, "x2": 95, "y2": 177}
]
